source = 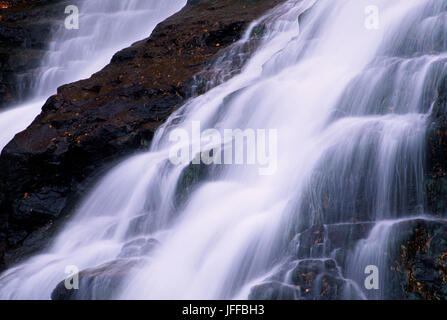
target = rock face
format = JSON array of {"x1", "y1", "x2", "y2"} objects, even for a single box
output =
[
  {"x1": 0, "y1": 0, "x2": 285, "y2": 269},
  {"x1": 250, "y1": 259, "x2": 353, "y2": 300},
  {"x1": 0, "y1": 0, "x2": 75, "y2": 109},
  {"x1": 377, "y1": 219, "x2": 447, "y2": 300},
  {"x1": 426, "y1": 76, "x2": 447, "y2": 216}
]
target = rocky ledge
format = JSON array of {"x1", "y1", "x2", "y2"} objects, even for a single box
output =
[{"x1": 0, "y1": 0, "x2": 285, "y2": 270}]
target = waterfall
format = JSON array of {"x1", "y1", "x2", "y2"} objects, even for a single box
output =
[
  {"x1": 0, "y1": 0, "x2": 446, "y2": 300},
  {"x1": 0, "y1": 0, "x2": 186, "y2": 151}
]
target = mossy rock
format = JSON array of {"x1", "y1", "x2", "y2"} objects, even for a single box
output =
[{"x1": 174, "y1": 159, "x2": 209, "y2": 207}]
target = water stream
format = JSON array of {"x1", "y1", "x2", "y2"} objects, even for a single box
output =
[{"x1": 0, "y1": 0, "x2": 446, "y2": 300}]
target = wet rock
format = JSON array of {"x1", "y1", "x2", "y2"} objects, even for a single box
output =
[
  {"x1": 3, "y1": 221, "x2": 56, "y2": 266},
  {"x1": 117, "y1": 238, "x2": 159, "y2": 258},
  {"x1": 202, "y1": 21, "x2": 245, "y2": 47},
  {"x1": 111, "y1": 49, "x2": 138, "y2": 64},
  {"x1": 288, "y1": 259, "x2": 347, "y2": 300},
  {"x1": 426, "y1": 75, "x2": 447, "y2": 216},
  {"x1": 425, "y1": 176, "x2": 447, "y2": 216},
  {"x1": 327, "y1": 223, "x2": 374, "y2": 249},
  {"x1": 293, "y1": 223, "x2": 374, "y2": 264},
  {"x1": 380, "y1": 219, "x2": 447, "y2": 300},
  {"x1": 175, "y1": 160, "x2": 209, "y2": 207},
  {"x1": 51, "y1": 259, "x2": 142, "y2": 300},
  {"x1": 250, "y1": 259, "x2": 352, "y2": 300},
  {"x1": 249, "y1": 281, "x2": 299, "y2": 300}
]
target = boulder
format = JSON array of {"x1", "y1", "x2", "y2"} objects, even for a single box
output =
[{"x1": 51, "y1": 258, "x2": 142, "y2": 300}]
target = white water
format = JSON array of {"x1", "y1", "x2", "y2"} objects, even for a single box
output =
[
  {"x1": 0, "y1": 0, "x2": 186, "y2": 151},
  {"x1": 0, "y1": 0, "x2": 446, "y2": 299}
]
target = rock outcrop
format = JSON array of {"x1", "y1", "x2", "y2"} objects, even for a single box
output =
[{"x1": 0, "y1": 0, "x2": 285, "y2": 270}]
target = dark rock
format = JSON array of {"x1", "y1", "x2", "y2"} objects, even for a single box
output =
[
  {"x1": 250, "y1": 258, "x2": 352, "y2": 300},
  {"x1": 288, "y1": 259, "x2": 347, "y2": 300},
  {"x1": 425, "y1": 75, "x2": 447, "y2": 216},
  {"x1": 377, "y1": 219, "x2": 447, "y2": 300},
  {"x1": 249, "y1": 281, "x2": 298, "y2": 300},
  {"x1": 175, "y1": 160, "x2": 209, "y2": 207},
  {"x1": 3, "y1": 221, "x2": 56, "y2": 266},
  {"x1": 292, "y1": 222, "x2": 374, "y2": 265},
  {"x1": 111, "y1": 49, "x2": 137, "y2": 64},
  {"x1": 51, "y1": 259, "x2": 142, "y2": 300},
  {"x1": 203, "y1": 21, "x2": 245, "y2": 47}
]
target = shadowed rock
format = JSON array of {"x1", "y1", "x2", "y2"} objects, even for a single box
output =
[
  {"x1": 380, "y1": 219, "x2": 447, "y2": 300},
  {"x1": 51, "y1": 259, "x2": 142, "y2": 300},
  {"x1": 249, "y1": 259, "x2": 356, "y2": 300}
]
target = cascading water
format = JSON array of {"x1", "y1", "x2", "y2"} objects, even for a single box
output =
[
  {"x1": 0, "y1": 0, "x2": 186, "y2": 151},
  {"x1": 0, "y1": 0, "x2": 446, "y2": 300}
]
